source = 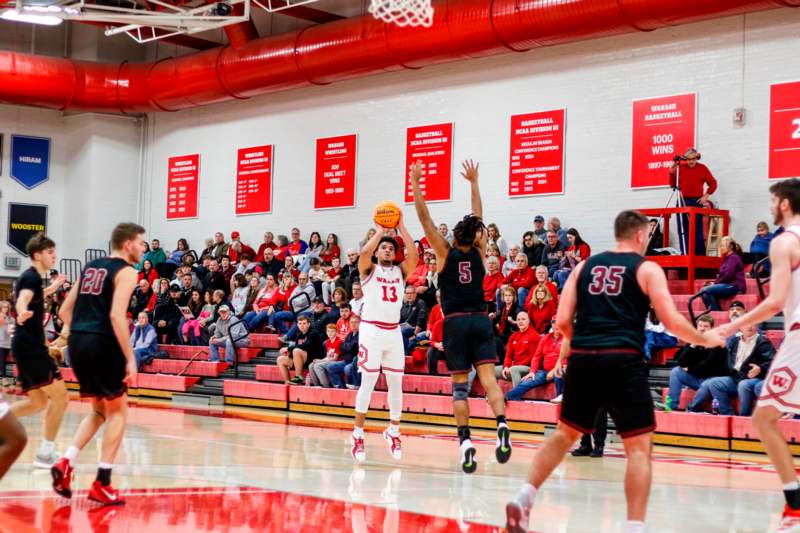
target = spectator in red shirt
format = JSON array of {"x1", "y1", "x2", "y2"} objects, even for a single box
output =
[
  {"x1": 321, "y1": 256, "x2": 342, "y2": 305},
  {"x1": 669, "y1": 148, "x2": 718, "y2": 255},
  {"x1": 505, "y1": 322, "x2": 565, "y2": 401},
  {"x1": 287, "y1": 228, "x2": 308, "y2": 256},
  {"x1": 273, "y1": 235, "x2": 289, "y2": 261},
  {"x1": 407, "y1": 249, "x2": 432, "y2": 288},
  {"x1": 242, "y1": 274, "x2": 279, "y2": 331},
  {"x1": 499, "y1": 253, "x2": 535, "y2": 311},
  {"x1": 527, "y1": 266, "x2": 559, "y2": 308},
  {"x1": 228, "y1": 231, "x2": 256, "y2": 263},
  {"x1": 320, "y1": 233, "x2": 341, "y2": 265},
  {"x1": 553, "y1": 228, "x2": 591, "y2": 288},
  {"x1": 483, "y1": 256, "x2": 504, "y2": 313},
  {"x1": 256, "y1": 232, "x2": 277, "y2": 261},
  {"x1": 495, "y1": 312, "x2": 540, "y2": 387},
  {"x1": 138, "y1": 259, "x2": 159, "y2": 286},
  {"x1": 527, "y1": 285, "x2": 557, "y2": 334},
  {"x1": 335, "y1": 304, "x2": 352, "y2": 340},
  {"x1": 426, "y1": 290, "x2": 446, "y2": 374}
]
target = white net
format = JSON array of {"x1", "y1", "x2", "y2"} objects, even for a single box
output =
[{"x1": 368, "y1": 0, "x2": 433, "y2": 28}]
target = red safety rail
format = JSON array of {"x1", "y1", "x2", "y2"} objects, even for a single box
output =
[{"x1": 639, "y1": 207, "x2": 730, "y2": 292}]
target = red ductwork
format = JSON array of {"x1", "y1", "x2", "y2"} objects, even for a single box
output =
[
  {"x1": 223, "y1": 4, "x2": 259, "y2": 49},
  {"x1": 1, "y1": 0, "x2": 798, "y2": 114}
]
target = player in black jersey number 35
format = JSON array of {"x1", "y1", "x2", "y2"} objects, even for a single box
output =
[
  {"x1": 51, "y1": 222, "x2": 146, "y2": 506},
  {"x1": 505, "y1": 210, "x2": 726, "y2": 533},
  {"x1": 412, "y1": 159, "x2": 511, "y2": 474}
]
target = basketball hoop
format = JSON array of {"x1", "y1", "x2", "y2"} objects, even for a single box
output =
[{"x1": 369, "y1": 0, "x2": 433, "y2": 28}]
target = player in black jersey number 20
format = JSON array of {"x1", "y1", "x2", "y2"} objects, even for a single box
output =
[
  {"x1": 505, "y1": 211, "x2": 726, "y2": 533},
  {"x1": 412, "y1": 159, "x2": 511, "y2": 474},
  {"x1": 51, "y1": 222, "x2": 146, "y2": 506}
]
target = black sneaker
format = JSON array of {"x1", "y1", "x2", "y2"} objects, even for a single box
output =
[
  {"x1": 460, "y1": 440, "x2": 477, "y2": 474},
  {"x1": 496, "y1": 425, "x2": 512, "y2": 464},
  {"x1": 590, "y1": 446, "x2": 604, "y2": 458},
  {"x1": 571, "y1": 445, "x2": 592, "y2": 457}
]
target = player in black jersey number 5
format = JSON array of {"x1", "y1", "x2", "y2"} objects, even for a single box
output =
[
  {"x1": 51, "y1": 222, "x2": 146, "y2": 506},
  {"x1": 411, "y1": 159, "x2": 511, "y2": 474},
  {"x1": 505, "y1": 211, "x2": 726, "y2": 533}
]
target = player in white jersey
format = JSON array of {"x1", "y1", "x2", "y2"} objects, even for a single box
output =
[
  {"x1": 714, "y1": 179, "x2": 800, "y2": 531},
  {"x1": 350, "y1": 213, "x2": 418, "y2": 463}
]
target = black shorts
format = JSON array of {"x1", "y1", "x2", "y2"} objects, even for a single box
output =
[
  {"x1": 442, "y1": 313, "x2": 497, "y2": 374},
  {"x1": 69, "y1": 333, "x2": 128, "y2": 400},
  {"x1": 559, "y1": 349, "x2": 655, "y2": 439},
  {"x1": 13, "y1": 342, "x2": 62, "y2": 392}
]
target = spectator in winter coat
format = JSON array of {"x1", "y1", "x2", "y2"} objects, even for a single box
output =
[
  {"x1": 131, "y1": 312, "x2": 158, "y2": 369},
  {"x1": 539, "y1": 230, "x2": 567, "y2": 277},
  {"x1": 208, "y1": 305, "x2": 249, "y2": 363},
  {"x1": 505, "y1": 322, "x2": 565, "y2": 401},
  {"x1": 130, "y1": 279, "x2": 157, "y2": 318},
  {"x1": 337, "y1": 249, "x2": 361, "y2": 296},
  {"x1": 522, "y1": 231, "x2": 544, "y2": 268},
  {"x1": 203, "y1": 259, "x2": 227, "y2": 295},
  {"x1": 749, "y1": 221, "x2": 774, "y2": 265},
  {"x1": 495, "y1": 312, "x2": 540, "y2": 387},
  {"x1": 259, "y1": 248, "x2": 284, "y2": 280},
  {"x1": 699, "y1": 237, "x2": 746, "y2": 311},
  {"x1": 153, "y1": 286, "x2": 183, "y2": 343}
]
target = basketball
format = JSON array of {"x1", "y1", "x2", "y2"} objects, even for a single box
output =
[{"x1": 373, "y1": 201, "x2": 402, "y2": 228}]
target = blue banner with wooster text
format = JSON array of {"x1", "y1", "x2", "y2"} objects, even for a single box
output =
[{"x1": 10, "y1": 135, "x2": 50, "y2": 189}]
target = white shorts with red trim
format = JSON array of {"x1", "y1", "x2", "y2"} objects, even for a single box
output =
[
  {"x1": 759, "y1": 329, "x2": 800, "y2": 414},
  {"x1": 357, "y1": 322, "x2": 405, "y2": 375}
]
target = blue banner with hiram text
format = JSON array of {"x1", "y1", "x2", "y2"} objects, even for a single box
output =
[{"x1": 10, "y1": 134, "x2": 50, "y2": 189}]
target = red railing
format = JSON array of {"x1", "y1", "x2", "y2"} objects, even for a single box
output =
[{"x1": 639, "y1": 207, "x2": 730, "y2": 292}]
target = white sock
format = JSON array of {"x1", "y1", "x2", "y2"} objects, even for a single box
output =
[
  {"x1": 353, "y1": 426, "x2": 365, "y2": 438},
  {"x1": 39, "y1": 440, "x2": 55, "y2": 455},
  {"x1": 99, "y1": 462, "x2": 113, "y2": 470},
  {"x1": 387, "y1": 424, "x2": 400, "y2": 437},
  {"x1": 64, "y1": 446, "x2": 80, "y2": 464},
  {"x1": 785, "y1": 481, "x2": 800, "y2": 491},
  {"x1": 626, "y1": 520, "x2": 646, "y2": 533},
  {"x1": 516, "y1": 483, "x2": 537, "y2": 507}
]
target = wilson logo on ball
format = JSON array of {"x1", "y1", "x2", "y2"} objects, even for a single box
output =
[{"x1": 373, "y1": 201, "x2": 401, "y2": 228}]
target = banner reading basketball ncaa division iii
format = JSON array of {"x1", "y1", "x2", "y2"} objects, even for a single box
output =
[{"x1": 630, "y1": 93, "x2": 696, "y2": 189}]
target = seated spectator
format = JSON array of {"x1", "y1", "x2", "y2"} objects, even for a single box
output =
[
  {"x1": 358, "y1": 228, "x2": 377, "y2": 252},
  {"x1": 200, "y1": 238, "x2": 214, "y2": 259},
  {"x1": 666, "y1": 314, "x2": 727, "y2": 409},
  {"x1": 495, "y1": 311, "x2": 539, "y2": 387},
  {"x1": 321, "y1": 257, "x2": 342, "y2": 304},
  {"x1": 220, "y1": 255, "x2": 236, "y2": 286},
  {"x1": 739, "y1": 355, "x2": 769, "y2": 417},
  {"x1": 417, "y1": 253, "x2": 438, "y2": 310},
  {"x1": 282, "y1": 256, "x2": 299, "y2": 281},
  {"x1": 228, "y1": 231, "x2": 256, "y2": 263},
  {"x1": 163, "y1": 238, "x2": 189, "y2": 277},
  {"x1": 272, "y1": 272, "x2": 315, "y2": 337},
  {"x1": 235, "y1": 253, "x2": 257, "y2": 277},
  {"x1": 539, "y1": 230, "x2": 566, "y2": 277},
  {"x1": 337, "y1": 249, "x2": 360, "y2": 295},
  {"x1": 323, "y1": 288, "x2": 349, "y2": 325},
  {"x1": 526, "y1": 285, "x2": 556, "y2": 334},
  {"x1": 180, "y1": 289, "x2": 208, "y2": 345},
  {"x1": 154, "y1": 277, "x2": 172, "y2": 305},
  {"x1": 487, "y1": 243, "x2": 505, "y2": 271},
  {"x1": 532, "y1": 215, "x2": 547, "y2": 243},
  {"x1": 426, "y1": 291, "x2": 445, "y2": 375},
  {"x1": 178, "y1": 272, "x2": 196, "y2": 299},
  {"x1": 273, "y1": 235, "x2": 289, "y2": 261},
  {"x1": 256, "y1": 232, "x2": 277, "y2": 261},
  {"x1": 327, "y1": 315, "x2": 360, "y2": 388},
  {"x1": 243, "y1": 274, "x2": 280, "y2": 331},
  {"x1": 646, "y1": 218, "x2": 665, "y2": 255},
  {"x1": 350, "y1": 282, "x2": 365, "y2": 317},
  {"x1": 259, "y1": 247, "x2": 283, "y2": 280},
  {"x1": 130, "y1": 279, "x2": 157, "y2": 318},
  {"x1": 553, "y1": 228, "x2": 591, "y2": 288},
  {"x1": 320, "y1": 233, "x2": 341, "y2": 265},
  {"x1": 230, "y1": 274, "x2": 249, "y2": 316},
  {"x1": 491, "y1": 286, "x2": 521, "y2": 346},
  {"x1": 406, "y1": 249, "x2": 432, "y2": 290},
  {"x1": 522, "y1": 231, "x2": 544, "y2": 267},
  {"x1": 699, "y1": 236, "x2": 746, "y2": 311},
  {"x1": 277, "y1": 315, "x2": 324, "y2": 384},
  {"x1": 131, "y1": 312, "x2": 158, "y2": 369},
  {"x1": 499, "y1": 253, "x2": 535, "y2": 310},
  {"x1": 285, "y1": 296, "x2": 329, "y2": 341},
  {"x1": 505, "y1": 321, "x2": 565, "y2": 401},
  {"x1": 241, "y1": 276, "x2": 261, "y2": 315},
  {"x1": 138, "y1": 259, "x2": 159, "y2": 286},
  {"x1": 287, "y1": 227, "x2": 309, "y2": 256},
  {"x1": 687, "y1": 322, "x2": 774, "y2": 415},
  {"x1": 643, "y1": 309, "x2": 677, "y2": 361},
  {"x1": 526, "y1": 266, "x2": 559, "y2": 308},
  {"x1": 299, "y1": 232, "x2": 324, "y2": 273},
  {"x1": 308, "y1": 324, "x2": 343, "y2": 387},
  {"x1": 153, "y1": 285, "x2": 183, "y2": 343},
  {"x1": 487, "y1": 223, "x2": 509, "y2": 257},
  {"x1": 208, "y1": 305, "x2": 249, "y2": 364},
  {"x1": 501, "y1": 244, "x2": 520, "y2": 277},
  {"x1": 211, "y1": 232, "x2": 230, "y2": 260},
  {"x1": 748, "y1": 221, "x2": 773, "y2": 266},
  {"x1": 483, "y1": 256, "x2": 504, "y2": 314},
  {"x1": 548, "y1": 217, "x2": 569, "y2": 248},
  {"x1": 207, "y1": 289, "x2": 232, "y2": 333},
  {"x1": 193, "y1": 254, "x2": 211, "y2": 280},
  {"x1": 143, "y1": 238, "x2": 167, "y2": 270},
  {"x1": 203, "y1": 258, "x2": 227, "y2": 295},
  {"x1": 335, "y1": 304, "x2": 353, "y2": 340},
  {"x1": 307, "y1": 257, "x2": 326, "y2": 297},
  {"x1": 400, "y1": 285, "x2": 428, "y2": 355}
]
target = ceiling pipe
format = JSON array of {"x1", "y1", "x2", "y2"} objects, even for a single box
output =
[
  {"x1": 223, "y1": 3, "x2": 259, "y2": 49},
  {"x1": 0, "y1": 0, "x2": 798, "y2": 114}
]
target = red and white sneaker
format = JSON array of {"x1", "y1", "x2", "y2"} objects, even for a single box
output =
[
  {"x1": 50, "y1": 458, "x2": 74, "y2": 498},
  {"x1": 88, "y1": 481, "x2": 126, "y2": 506},
  {"x1": 351, "y1": 434, "x2": 366, "y2": 463},
  {"x1": 777, "y1": 505, "x2": 800, "y2": 532},
  {"x1": 383, "y1": 428, "x2": 402, "y2": 460}
]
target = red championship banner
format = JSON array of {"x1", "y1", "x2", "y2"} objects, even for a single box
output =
[
  {"x1": 404, "y1": 123, "x2": 453, "y2": 203},
  {"x1": 769, "y1": 81, "x2": 800, "y2": 180},
  {"x1": 508, "y1": 109, "x2": 565, "y2": 197},
  {"x1": 630, "y1": 93, "x2": 696, "y2": 189},
  {"x1": 166, "y1": 154, "x2": 199, "y2": 220},
  {"x1": 235, "y1": 145, "x2": 273, "y2": 215},
  {"x1": 314, "y1": 134, "x2": 357, "y2": 210}
]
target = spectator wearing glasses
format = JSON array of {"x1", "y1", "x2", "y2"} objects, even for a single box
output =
[
  {"x1": 548, "y1": 217, "x2": 569, "y2": 248},
  {"x1": 539, "y1": 230, "x2": 567, "y2": 278},
  {"x1": 502, "y1": 244, "x2": 521, "y2": 278},
  {"x1": 522, "y1": 231, "x2": 544, "y2": 268},
  {"x1": 259, "y1": 247, "x2": 283, "y2": 280},
  {"x1": 500, "y1": 252, "x2": 535, "y2": 310},
  {"x1": 287, "y1": 228, "x2": 308, "y2": 256}
]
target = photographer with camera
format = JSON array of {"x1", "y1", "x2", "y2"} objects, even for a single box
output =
[{"x1": 669, "y1": 148, "x2": 717, "y2": 256}]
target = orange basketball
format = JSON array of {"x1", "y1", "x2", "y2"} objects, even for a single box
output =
[{"x1": 373, "y1": 201, "x2": 402, "y2": 228}]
